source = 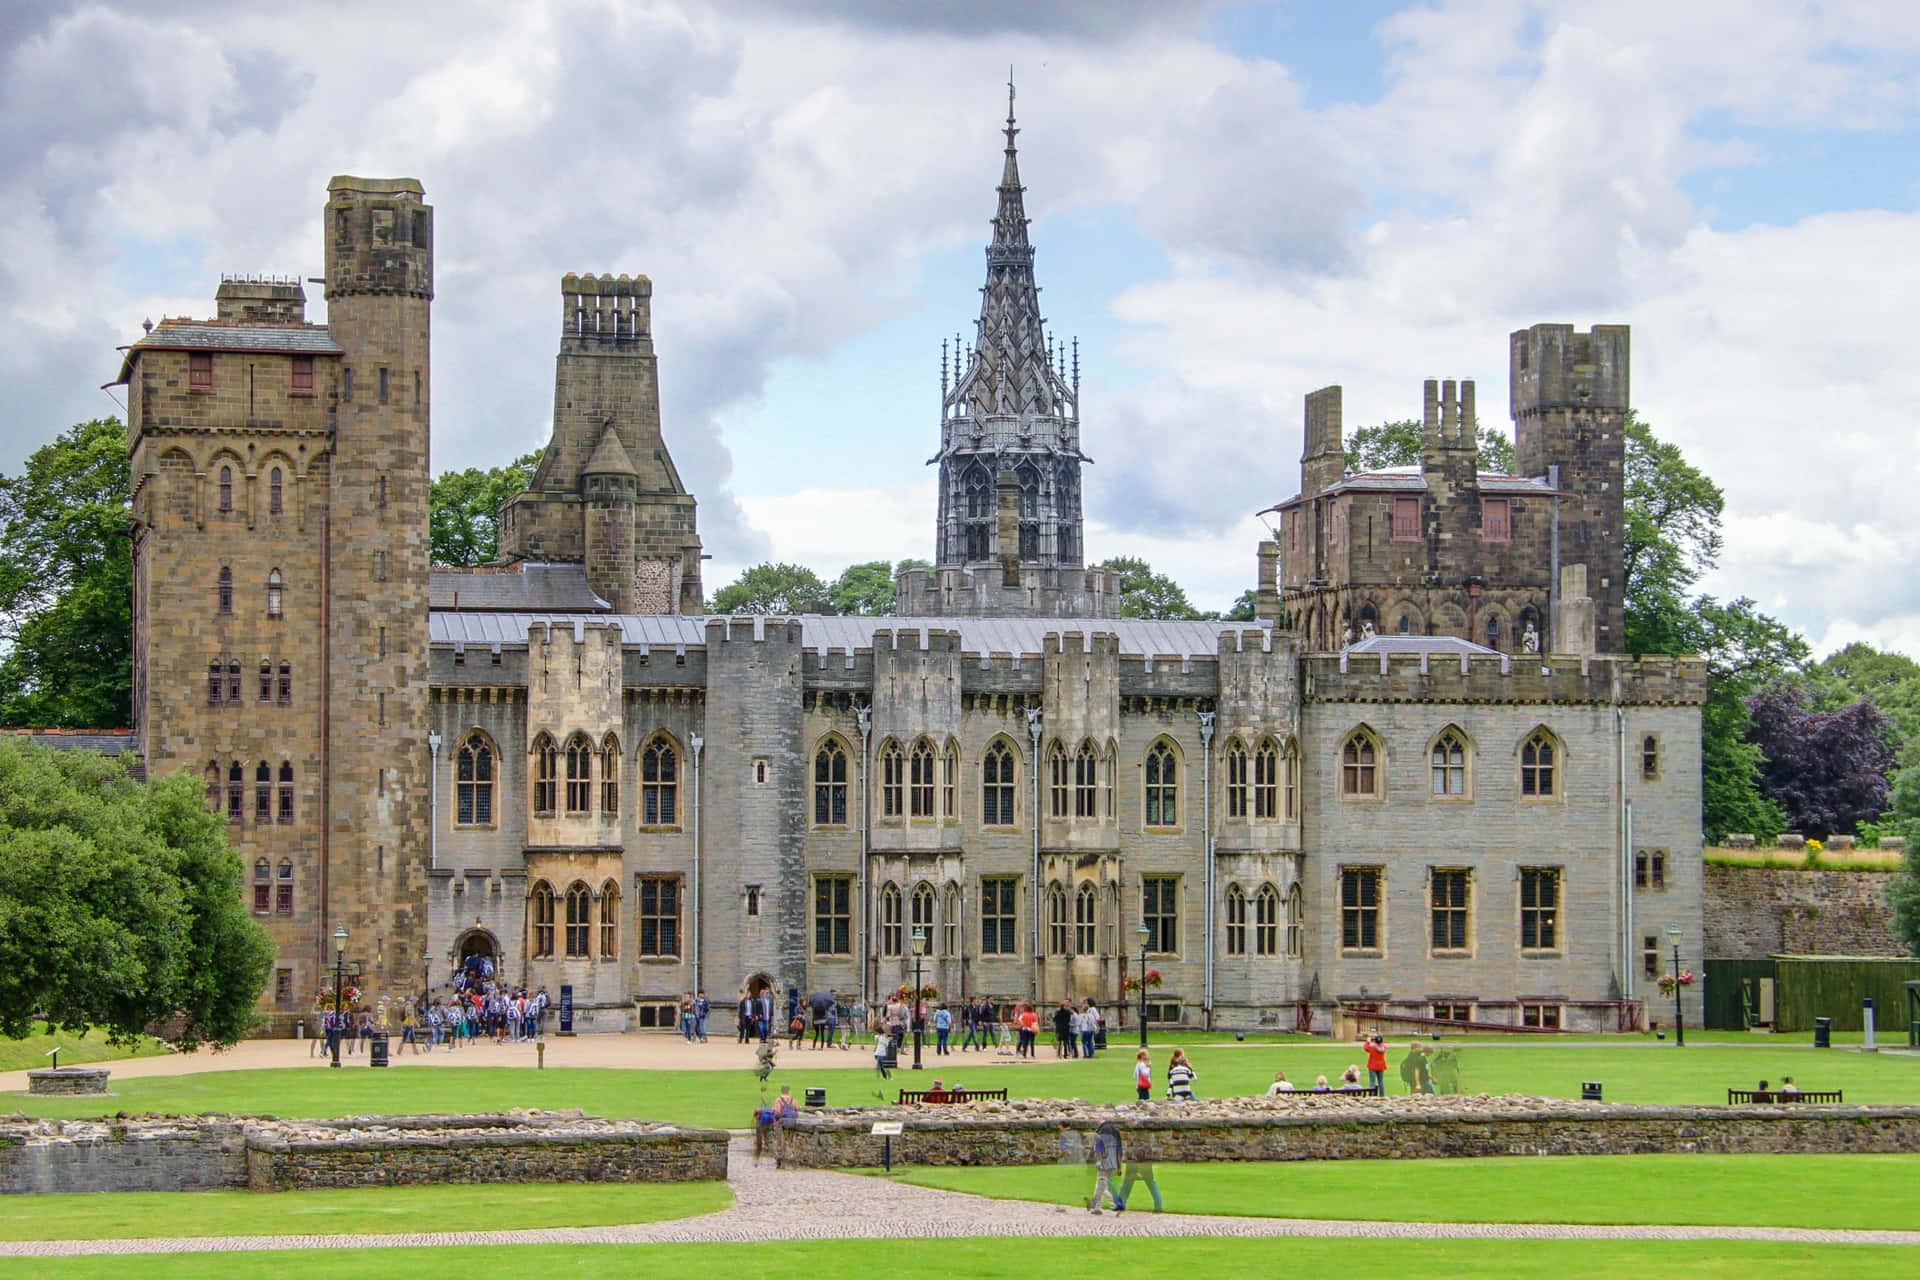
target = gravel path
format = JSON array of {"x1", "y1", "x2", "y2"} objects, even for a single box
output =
[{"x1": 1, "y1": 1140, "x2": 1916, "y2": 1257}]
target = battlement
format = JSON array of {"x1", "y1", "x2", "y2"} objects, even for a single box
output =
[
  {"x1": 1041, "y1": 631, "x2": 1120, "y2": 657},
  {"x1": 1510, "y1": 323, "x2": 1630, "y2": 417},
  {"x1": 527, "y1": 619, "x2": 624, "y2": 652},
  {"x1": 560, "y1": 273, "x2": 652, "y2": 346},
  {"x1": 327, "y1": 175, "x2": 424, "y2": 200},
  {"x1": 870, "y1": 627, "x2": 967, "y2": 655},
  {"x1": 705, "y1": 616, "x2": 803, "y2": 647},
  {"x1": 1217, "y1": 628, "x2": 1277, "y2": 656},
  {"x1": 1304, "y1": 650, "x2": 1706, "y2": 707},
  {"x1": 215, "y1": 276, "x2": 306, "y2": 325}
]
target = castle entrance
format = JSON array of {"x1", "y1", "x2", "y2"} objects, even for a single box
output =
[{"x1": 455, "y1": 929, "x2": 499, "y2": 981}]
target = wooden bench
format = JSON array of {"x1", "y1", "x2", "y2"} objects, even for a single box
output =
[
  {"x1": 1727, "y1": 1088, "x2": 1843, "y2": 1104},
  {"x1": 897, "y1": 1087, "x2": 1010, "y2": 1104},
  {"x1": 1280, "y1": 1085, "x2": 1383, "y2": 1099}
]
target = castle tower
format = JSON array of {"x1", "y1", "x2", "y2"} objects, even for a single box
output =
[
  {"x1": 1511, "y1": 324, "x2": 1629, "y2": 652},
  {"x1": 498, "y1": 274, "x2": 703, "y2": 614},
  {"x1": 322, "y1": 176, "x2": 435, "y2": 987},
  {"x1": 896, "y1": 81, "x2": 1118, "y2": 618}
]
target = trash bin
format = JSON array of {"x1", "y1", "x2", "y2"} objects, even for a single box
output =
[
  {"x1": 295, "y1": 1021, "x2": 305, "y2": 1040},
  {"x1": 1581, "y1": 1081, "x2": 1603, "y2": 1101},
  {"x1": 879, "y1": 1047, "x2": 899, "y2": 1071},
  {"x1": 368, "y1": 1033, "x2": 390, "y2": 1067},
  {"x1": 804, "y1": 1087, "x2": 827, "y2": 1108},
  {"x1": 1095, "y1": 1027, "x2": 1109, "y2": 1051},
  {"x1": 1813, "y1": 1017, "x2": 1832, "y2": 1049}
]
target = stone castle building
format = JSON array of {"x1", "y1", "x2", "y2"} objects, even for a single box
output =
[{"x1": 116, "y1": 100, "x2": 1704, "y2": 1034}]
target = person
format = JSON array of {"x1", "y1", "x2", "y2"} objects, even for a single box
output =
[
  {"x1": 1267, "y1": 1071, "x2": 1295, "y2": 1094},
  {"x1": 874, "y1": 1028, "x2": 894, "y2": 1079},
  {"x1": 1133, "y1": 1049, "x2": 1153, "y2": 1101},
  {"x1": 1340, "y1": 1064, "x2": 1364, "y2": 1089},
  {"x1": 1053, "y1": 1001, "x2": 1074, "y2": 1058},
  {"x1": 1363, "y1": 1033, "x2": 1388, "y2": 1094},
  {"x1": 1312, "y1": 1074, "x2": 1331, "y2": 1092},
  {"x1": 399, "y1": 1005, "x2": 419, "y2": 1053},
  {"x1": 680, "y1": 992, "x2": 696, "y2": 1043},
  {"x1": 1166, "y1": 1049, "x2": 1196, "y2": 1101},
  {"x1": 933, "y1": 1003, "x2": 952, "y2": 1056},
  {"x1": 924, "y1": 1078, "x2": 948, "y2": 1103},
  {"x1": 809, "y1": 989, "x2": 835, "y2": 1049},
  {"x1": 786, "y1": 1009, "x2": 806, "y2": 1050},
  {"x1": 756, "y1": 989, "x2": 773, "y2": 1043},
  {"x1": 1120, "y1": 1158, "x2": 1163, "y2": 1212},
  {"x1": 1088, "y1": 1122, "x2": 1125, "y2": 1214},
  {"x1": 1779, "y1": 1076, "x2": 1801, "y2": 1099},
  {"x1": 693, "y1": 990, "x2": 710, "y2": 1043},
  {"x1": 1057, "y1": 1121, "x2": 1085, "y2": 1166},
  {"x1": 755, "y1": 1039, "x2": 777, "y2": 1083},
  {"x1": 960, "y1": 998, "x2": 983, "y2": 1052},
  {"x1": 737, "y1": 991, "x2": 754, "y2": 1044},
  {"x1": 753, "y1": 1099, "x2": 777, "y2": 1159},
  {"x1": 1079, "y1": 1000, "x2": 1099, "y2": 1059},
  {"x1": 774, "y1": 1084, "x2": 799, "y2": 1126}
]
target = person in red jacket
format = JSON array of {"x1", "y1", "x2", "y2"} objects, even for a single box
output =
[{"x1": 1363, "y1": 1034, "x2": 1388, "y2": 1094}]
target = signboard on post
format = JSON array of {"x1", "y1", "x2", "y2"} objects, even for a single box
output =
[{"x1": 559, "y1": 984, "x2": 574, "y2": 1034}]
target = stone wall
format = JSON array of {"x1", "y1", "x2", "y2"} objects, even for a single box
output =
[
  {"x1": 0, "y1": 1111, "x2": 726, "y2": 1195},
  {"x1": 1704, "y1": 864, "x2": 1902, "y2": 959},
  {"x1": 773, "y1": 1095, "x2": 1920, "y2": 1169}
]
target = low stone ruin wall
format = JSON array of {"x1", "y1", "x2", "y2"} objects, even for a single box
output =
[
  {"x1": 0, "y1": 1110, "x2": 728, "y2": 1195},
  {"x1": 773, "y1": 1094, "x2": 1920, "y2": 1169}
]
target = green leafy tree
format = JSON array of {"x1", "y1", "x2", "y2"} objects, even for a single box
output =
[
  {"x1": 709, "y1": 562, "x2": 832, "y2": 615},
  {"x1": 828, "y1": 559, "x2": 930, "y2": 616},
  {"x1": 1343, "y1": 419, "x2": 1516, "y2": 474},
  {"x1": 429, "y1": 450, "x2": 542, "y2": 567},
  {"x1": 1622, "y1": 412, "x2": 1726, "y2": 654},
  {"x1": 1889, "y1": 836, "x2": 1920, "y2": 957},
  {"x1": 1222, "y1": 588, "x2": 1258, "y2": 622},
  {"x1": 0, "y1": 739, "x2": 273, "y2": 1048},
  {"x1": 1096, "y1": 556, "x2": 1203, "y2": 620},
  {"x1": 0, "y1": 419, "x2": 132, "y2": 729}
]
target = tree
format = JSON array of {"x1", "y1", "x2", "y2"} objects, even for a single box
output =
[
  {"x1": 429, "y1": 450, "x2": 542, "y2": 567},
  {"x1": 0, "y1": 419, "x2": 132, "y2": 729},
  {"x1": 1222, "y1": 588, "x2": 1258, "y2": 622},
  {"x1": 1622, "y1": 412, "x2": 1725, "y2": 655},
  {"x1": 1888, "y1": 836, "x2": 1920, "y2": 958},
  {"x1": 1096, "y1": 556, "x2": 1203, "y2": 620},
  {"x1": 828, "y1": 559, "x2": 930, "y2": 616},
  {"x1": 708, "y1": 563, "x2": 832, "y2": 615},
  {"x1": 1343, "y1": 419, "x2": 1516, "y2": 474},
  {"x1": 1745, "y1": 682, "x2": 1896, "y2": 839},
  {"x1": 0, "y1": 739, "x2": 273, "y2": 1048}
]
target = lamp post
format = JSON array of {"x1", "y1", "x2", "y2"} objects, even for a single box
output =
[
  {"x1": 1136, "y1": 924, "x2": 1152, "y2": 1050},
  {"x1": 329, "y1": 925, "x2": 348, "y2": 1068},
  {"x1": 910, "y1": 926, "x2": 928, "y2": 1071},
  {"x1": 1667, "y1": 924, "x2": 1686, "y2": 1047},
  {"x1": 420, "y1": 948, "x2": 433, "y2": 1019}
]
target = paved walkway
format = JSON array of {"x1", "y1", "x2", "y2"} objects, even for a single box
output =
[{"x1": 2, "y1": 1139, "x2": 1916, "y2": 1257}]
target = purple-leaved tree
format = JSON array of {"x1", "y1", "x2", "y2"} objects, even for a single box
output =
[{"x1": 1746, "y1": 683, "x2": 1897, "y2": 839}]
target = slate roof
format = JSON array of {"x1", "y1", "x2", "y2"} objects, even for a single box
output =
[
  {"x1": 111, "y1": 321, "x2": 344, "y2": 384},
  {"x1": 431, "y1": 612, "x2": 1273, "y2": 660},
  {"x1": 1344, "y1": 634, "x2": 1499, "y2": 656},
  {"x1": 1260, "y1": 468, "x2": 1565, "y2": 512},
  {"x1": 429, "y1": 563, "x2": 611, "y2": 612},
  {"x1": 0, "y1": 729, "x2": 145, "y2": 780}
]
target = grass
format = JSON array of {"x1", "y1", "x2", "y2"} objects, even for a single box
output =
[
  {"x1": 8, "y1": 1035, "x2": 1915, "y2": 1128},
  {"x1": 0, "y1": 1180, "x2": 730, "y2": 1241},
  {"x1": 0, "y1": 1239, "x2": 1910, "y2": 1279},
  {"x1": 0, "y1": 1026, "x2": 169, "y2": 1073},
  {"x1": 891, "y1": 1153, "x2": 1920, "y2": 1231}
]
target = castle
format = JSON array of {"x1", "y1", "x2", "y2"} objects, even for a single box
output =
[{"x1": 114, "y1": 98, "x2": 1704, "y2": 1034}]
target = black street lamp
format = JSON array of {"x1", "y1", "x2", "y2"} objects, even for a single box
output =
[
  {"x1": 910, "y1": 926, "x2": 928, "y2": 1071},
  {"x1": 1136, "y1": 924, "x2": 1152, "y2": 1050},
  {"x1": 420, "y1": 948, "x2": 433, "y2": 1019},
  {"x1": 329, "y1": 925, "x2": 348, "y2": 1068},
  {"x1": 1667, "y1": 924, "x2": 1686, "y2": 1048}
]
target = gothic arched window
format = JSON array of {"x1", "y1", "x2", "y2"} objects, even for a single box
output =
[
  {"x1": 1341, "y1": 729, "x2": 1381, "y2": 798},
  {"x1": 531, "y1": 881, "x2": 556, "y2": 957},
  {"x1": 457, "y1": 731, "x2": 495, "y2": 825},
  {"x1": 1047, "y1": 741, "x2": 1069, "y2": 818},
  {"x1": 269, "y1": 467, "x2": 284, "y2": 515},
  {"x1": 982, "y1": 740, "x2": 1016, "y2": 827},
  {"x1": 600, "y1": 733, "x2": 620, "y2": 814},
  {"x1": 1075, "y1": 881, "x2": 1097, "y2": 954},
  {"x1": 880, "y1": 882, "x2": 902, "y2": 957},
  {"x1": 1521, "y1": 729, "x2": 1559, "y2": 798},
  {"x1": 1144, "y1": 739, "x2": 1179, "y2": 828},
  {"x1": 911, "y1": 882, "x2": 935, "y2": 944},
  {"x1": 909, "y1": 739, "x2": 936, "y2": 818},
  {"x1": 564, "y1": 733, "x2": 593, "y2": 814},
  {"x1": 564, "y1": 881, "x2": 592, "y2": 957},
  {"x1": 1225, "y1": 883, "x2": 1247, "y2": 955},
  {"x1": 1047, "y1": 881, "x2": 1069, "y2": 955},
  {"x1": 1255, "y1": 884, "x2": 1280, "y2": 956},
  {"x1": 218, "y1": 465, "x2": 233, "y2": 514},
  {"x1": 813, "y1": 739, "x2": 848, "y2": 826},
  {"x1": 641, "y1": 734, "x2": 677, "y2": 826},
  {"x1": 599, "y1": 880, "x2": 620, "y2": 958},
  {"x1": 1225, "y1": 738, "x2": 1248, "y2": 819},
  {"x1": 266, "y1": 569, "x2": 283, "y2": 619},
  {"x1": 1431, "y1": 729, "x2": 1468, "y2": 798},
  {"x1": 879, "y1": 740, "x2": 904, "y2": 818},
  {"x1": 1254, "y1": 737, "x2": 1280, "y2": 819},
  {"x1": 1074, "y1": 741, "x2": 1098, "y2": 818},
  {"x1": 531, "y1": 734, "x2": 557, "y2": 816},
  {"x1": 277, "y1": 760, "x2": 294, "y2": 825},
  {"x1": 217, "y1": 566, "x2": 233, "y2": 616}
]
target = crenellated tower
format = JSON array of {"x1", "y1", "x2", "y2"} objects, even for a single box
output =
[
  {"x1": 498, "y1": 273, "x2": 703, "y2": 614},
  {"x1": 897, "y1": 81, "x2": 1118, "y2": 618}
]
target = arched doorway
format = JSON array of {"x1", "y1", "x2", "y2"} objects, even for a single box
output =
[{"x1": 455, "y1": 928, "x2": 499, "y2": 984}]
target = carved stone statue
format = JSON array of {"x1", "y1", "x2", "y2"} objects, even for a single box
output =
[
  {"x1": 1341, "y1": 624, "x2": 1354, "y2": 648},
  {"x1": 1359, "y1": 620, "x2": 1376, "y2": 641},
  {"x1": 1522, "y1": 620, "x2": 1540, "y2": 654}
]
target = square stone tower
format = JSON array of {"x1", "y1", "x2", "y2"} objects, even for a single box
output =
[{"x1": 321, "y1": 176, "x2": 435, "y2": 988}]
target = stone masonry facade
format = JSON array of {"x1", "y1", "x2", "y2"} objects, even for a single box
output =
[
  {"x1": 1704, "y1": 864, "x2": 1904, "y2": 959},
  {"x1": 122, "y1": 97, "x2": 1705, "y2": 1035}
]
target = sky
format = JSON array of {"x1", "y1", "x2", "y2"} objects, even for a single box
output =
[{"x1": 4, "y1": 0, "x2": 1919, "y2": 656}]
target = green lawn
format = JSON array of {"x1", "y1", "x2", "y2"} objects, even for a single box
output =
[
  {"x1": 0, "y1": 1239, "x2": 1909, "y2": 1279},
  {"x1": 8, "y1": 1037, "x2": 1914, "y2": 1128},
  {"x1": 893, "y1": 1153, "x2": 1920, "y2": 1231},
  {"x1": 0, "y1": 1181, "x2": 729, "y2": 1241},
  {"x1": 0, "y1": 1027, "x2": 169, "y2": 1073}
]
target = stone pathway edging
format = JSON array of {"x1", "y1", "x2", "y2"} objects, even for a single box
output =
[{"x1": 0, "y1": 1138, "x2": 1916, "y2": 1257}]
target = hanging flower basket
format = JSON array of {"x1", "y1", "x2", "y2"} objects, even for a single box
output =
[
  {"x1": 1655, "y1": 969, "x2": 1695, "y2": 998},
  {"x1": 1122, "y1": 969, "x2": 1164, "y2": 994},
  {"x1": 315, "y1": 984, "x2": 362, "y2": 1009}
]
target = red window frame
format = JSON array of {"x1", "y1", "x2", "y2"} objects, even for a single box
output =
[
  {"x1": 1392, "y1": 496, "x2": 1420, "y2": 541},
  {"x1": 1482, "y1": 497, "x2": 1511, "y2": 542}
]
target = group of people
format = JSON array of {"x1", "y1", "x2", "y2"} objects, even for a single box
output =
[
  {"x1": 1061, "y1": 1120, "x2": 1162, "y2": 1215},
  {"x1": 308, "y1": 954, "x2": 552, "y2": 1060},
  {"x1": 1129, "y1": 1048, "x2": 1196, "y2": 1100}
]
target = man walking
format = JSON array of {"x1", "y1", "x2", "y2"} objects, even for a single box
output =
[
  {"x1": 933, "y1": 1003, "x2": 952, "y2": 1056},
  {"x1": 738, "y1": 991, "x2": 754, "y2": 1044},
  {"x1": 693, "y1": 990, "x2": 710, "y2": 1043}
]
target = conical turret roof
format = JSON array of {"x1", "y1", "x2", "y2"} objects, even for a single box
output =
[{"x1": 582, "y1": 422, "x2": 638, "y2": 477}]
